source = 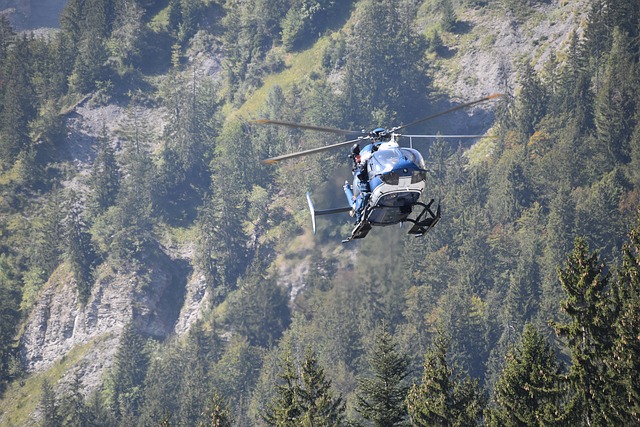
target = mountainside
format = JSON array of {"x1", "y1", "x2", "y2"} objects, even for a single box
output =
[
  {"x1": 1, "y1": 0, "x2": 639, "y2": 425},
  {"x1": 0, "y1": 0, "x2": 67, "y2": 29}
]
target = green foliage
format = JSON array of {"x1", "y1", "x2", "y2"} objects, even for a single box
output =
[
  {"x1": 104, "y1": 322, "x2": 150, "y2": 421},
  {"x1": 107, "y1": 0, "x2": 145, "y2": 74},
  {"x1": 439, "y1": 0, "x2": 456, "y2": 33},
  {"x1": 210, "y1": 337, "x2": 263, "y2": 413},
  {"x1": 609, "y1": 215, "x2": 640, "y2": 424},
  {"x1": 486, "y1": 324, "x2": 565, "y2": 427},
  {"x1": 138, "y1": 339, "x2": 184, "y2": 425},
  {"x1": 354, "y1": 323, "x2": 410, "y2": 426},
  {"x1": 2, "y1": 1, "x2": 640, "y2": 426},
  {"x1": 0, "y1": 35, "x2": 36, "y2": 165},
  {"x1": 593, "y1": 28, "x2": 637, "y2": 166},
  {"x1": 64, "y1": 192, "x2": 96, "y2": 304},
  {"x1": 224, "y1": 260, "x2": 291, "y2": 348},
  {"x1": 68, "y1": 32, "x2": 109, "y2": 94},
  {"x1": 39, "y1": 379, "x2": 61, "y2": 427},
  {"x1": 88, "y1": 125, "x2": 120, "y2": 218},
  {"x1": 28, "y1": 187, "x2": 65, "y2": 279},
  {"x1": 552, "y1": 238, "x2": 621, "y2": 425},
  {"x1": 343, "y1": 0, "x2": 428, "y2": 126},
  {"x1": 0, "y1": 256, "x2": 21, "y2": 391},
  {"x1": 263, "y1": 347, "x2": 345, "y2": 426},
  {"x1": 514, "y1": 62, "x2": 547, "y2": 143},
  {"x1": 58, "y1": 371, "x2": 90, "y2": 426},
  {"x1": 407, "y1": 331, "x2": 484, "y2": 427},
  {"x1": 157, "y1": 66, "x2": 218, "y2": 223},
  {"x1": 198, "y1": 392, "x2": 234, "y2": 427}
]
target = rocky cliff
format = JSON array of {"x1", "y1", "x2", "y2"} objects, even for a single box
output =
[{"x1": 18, "y1": 248, "x2": 197, "y2": 390}]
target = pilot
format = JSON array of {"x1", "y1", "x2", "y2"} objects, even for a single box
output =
[{"x1": 350, "y1": 143, "x2": 361, "y2": 170}]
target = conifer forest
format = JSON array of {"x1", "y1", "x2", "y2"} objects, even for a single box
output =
[{"x1": 1, "y1": 0, "x2": 640, "y2": 425}]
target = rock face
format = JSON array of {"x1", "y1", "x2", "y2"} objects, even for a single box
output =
[
  {"x1": 174, "y1": 271, "x2": 210, "y2": 335},
  {"x1": 14, "y1": 84, "x2": 217, "y2": 393},
  {"x1": 19, "y1": 250, "x2": 190, "y2": 389},
  {"x1": 0, "y1": 0, "x2": 67, "y2": 29}
]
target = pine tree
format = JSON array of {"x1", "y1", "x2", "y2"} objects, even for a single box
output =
[
  {"x1": 137, "y1": 340, "x2": 183, "y2": 426},
  {"x1": 176, "y1": 323, "x2": 219, "y2": 426},
  {"x1": 107, "y1": 0, "x2": 143, "y2": 72},
  {"x1": 31, "y1": 186, "x2": 65, "y2": 279},
  {"x1": 551, "y1": 237, "x2": 620, "y2": 425},
  {"x1": 105, "y1": 322, "x2": 149, "y2": 421},
  {"x1": 225, "y1": 260, "x2": 291, "y2": 348},
  {"x1": 487, "y1": 324, "x2": 565, "y2": 427},
  {"x1": 583, "y1": 0, "x2": 612, "y2": 80},
  {"x1": 40, "y1": 379, "x2": 61, "y2": 427},
  {"x1": 298, "y1": 349, "x2": 345, "y2": 427},
  {"x1": 105, "y1": 96, "x2": 158, "y2": 263},
  {"x1": 263, "y1": 348, "x2": 345, "y2": 427},
  {"x1": 628, "y1": 108, "x2": 640, "y2": 188},
  {"x1": 355, "y1": 323, "x2": 410, "y2": 427},
  {"x1": 198, "y1": 392, "x2": 233, "y2": 427},
  {"x1": 263, "y1": 349, "x2": 302, "y2": 426},
  {"x1": 60, "y1": 0, "x2": 84, "y2": 46},
  {"x1": 538, "y1": 185, "x2": 575, "y2": 327},
  {"x1": 82, "y1": 0, "x2": 113, "y2": 38},
  {"x1": 88, "y1": 124, "x2": 120, "y2": 217},
  {"x1": 0, "y1": 252, "x2": 21, "y2": 392},
  {"x1": 593, "y1": 28, "x2": 636, "y2": 166},
  {"x1": 514, "y1": 62, "x2": 547, "y2": 143},
  {"x1": 407, "y1": 331, "x2": 484, "y2": 427},
  {"x1": 440, "y1": 0, "x2": 456, "y2": 32},
  {"x1": 0, "y1": 15, "x2": 14, "y2": 61},
  {"x1": 343, "y1": 0, "x2": 427, "y2": 126},
  {"x1": 194, "y1": 120, "x2": 252, "y2": 297},
  {"x1": 58, "y1": 371, "x2": 89, "y2": 427},
  {"x1": 0, "y1": 34, "x2": 36, "y2": 164},
  {"x1": 64, "y1": 192, "x2": 95, "y2": 304},
  {"x1": 85, "y1": 389, "x2": 110, "y2": 427},
  {"x1": 610, "y1": 215, "x2": 640, "y2": 424},
  {"x1": 68, "y1": 30, "x2": 109, "y2": 94}
]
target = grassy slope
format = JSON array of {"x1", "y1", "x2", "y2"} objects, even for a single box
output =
[{"x1": 0, "y1": 336, "x2": 112, "y2": 426}]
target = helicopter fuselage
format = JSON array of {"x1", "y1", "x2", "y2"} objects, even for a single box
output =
[{"x1": 347, "y1": 140, "x2": 427, "y2": 225}]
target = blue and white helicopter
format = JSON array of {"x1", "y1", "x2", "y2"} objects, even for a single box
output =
[{"x1": 256, "y1": 94, "x2": 500, "y2": 242}]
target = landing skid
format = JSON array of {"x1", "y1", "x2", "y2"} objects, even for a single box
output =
[
  {"x1": 341, "y1": 199, "x2": 440, "y2": 243},
  {"x1": 342, "y1": 221, "x2": 372, "y2": 243},
  {"x1": 406, "y1": 199, "x2": 441, "y2": 236}
]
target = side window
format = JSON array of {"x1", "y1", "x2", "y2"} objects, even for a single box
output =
[
  {"x1": 401, "y1": 148, "x2": 426, "y2": 169},
  {"x1": 369, "y1": 155, "x2": 381, "y2": 175}
]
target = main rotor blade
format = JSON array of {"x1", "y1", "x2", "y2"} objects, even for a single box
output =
[
  {"x1": 252, "y1": 119, "x2": 357, "y2": 135},
  {"x1": 262, "y1": 137, "x2": 365, "y2": 164},
  {"x1": 394, "y1": 93, "x2": 502, "y2": 132},
  {"x1": 402, "y1": 134, "x2": 498, "y2": 138}
]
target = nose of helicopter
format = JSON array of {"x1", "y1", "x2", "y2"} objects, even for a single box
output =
[{"x1": 392, "y1": 158, "x2": 415, "y2": 175}]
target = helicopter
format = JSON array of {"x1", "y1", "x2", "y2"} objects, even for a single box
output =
[{"x1": 254, "y1": 94, "x2": 501, "y2": 243}]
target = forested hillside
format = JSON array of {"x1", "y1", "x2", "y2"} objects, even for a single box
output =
[{"x1": 1, "y1": 0, "x2": 640, "y2": 425}]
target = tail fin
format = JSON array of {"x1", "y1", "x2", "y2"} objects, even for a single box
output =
[
  {"x1": 306, "y1": 192, "x2": 318, "y2": 235},
  {"x1": 305, "y1": 192, "x2": 353, "y2": 235}
]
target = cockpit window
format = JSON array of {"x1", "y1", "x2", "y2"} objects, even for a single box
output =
[
  {"x1": 368, "y1": 147, "x2": 426, "y2": 175},
  {"x1": 369, "y1": 149, "x2": 401, "y2": 175},
  {"x1": 400, "y1": 148, "x2": 425, "y2": 169}
]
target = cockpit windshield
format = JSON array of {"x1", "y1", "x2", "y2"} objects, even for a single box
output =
[
  {"x1": 369, "y1": 149, "x2": 400, "y2": 175},
  {"x1": 368, "y1": 147, "x2": 426, "y2": 175}
]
